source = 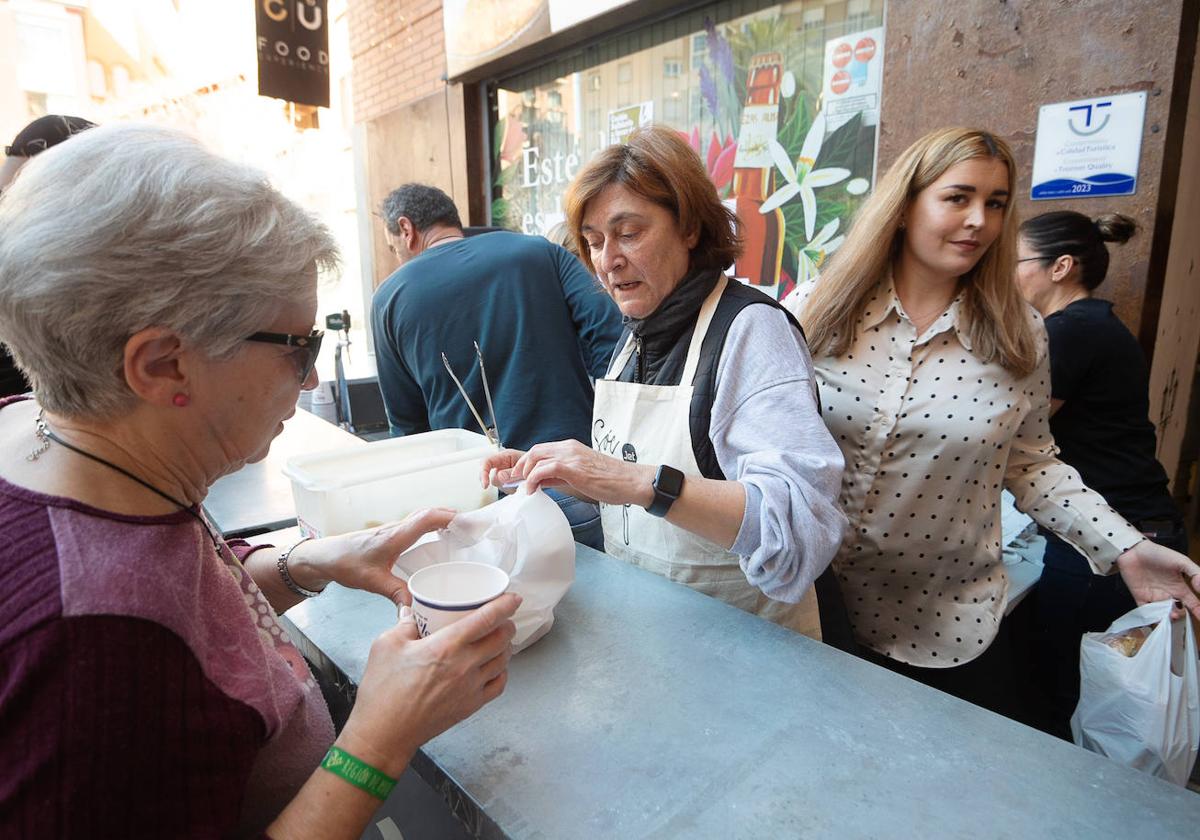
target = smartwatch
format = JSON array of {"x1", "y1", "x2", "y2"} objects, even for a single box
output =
[{"x1": 645, "y1": 464, "x2": 685, "y2": 517}]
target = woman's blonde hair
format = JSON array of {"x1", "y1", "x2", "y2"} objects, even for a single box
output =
[{"x1": 801, "y1": 127, "x2": 1037, "y2": 377}]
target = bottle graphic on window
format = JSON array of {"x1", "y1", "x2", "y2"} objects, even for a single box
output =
[{"x1": 731, "y1": 52, "x2": 785, "y2": 292}]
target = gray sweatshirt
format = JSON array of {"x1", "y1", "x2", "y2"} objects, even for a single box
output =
[{"x1": 715, "y1": 304, "x2": 847, "y2": 602}]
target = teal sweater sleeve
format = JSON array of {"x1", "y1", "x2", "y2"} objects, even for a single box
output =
[{"x1": 553, "y1": 246, "x2": 623, "y2": 379}]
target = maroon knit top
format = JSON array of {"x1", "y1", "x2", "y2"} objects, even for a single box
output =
[{"x1": 0, "y1": 397, "x2": 333, "y2": 837}]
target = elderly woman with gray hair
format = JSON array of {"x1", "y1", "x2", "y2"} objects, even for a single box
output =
[{"x1": 0, "y1": 124, "x2": 519, "y2": 838}]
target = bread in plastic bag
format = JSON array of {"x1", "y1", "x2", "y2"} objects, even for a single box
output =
[
  {"x1": 1071, "y1": 599, "x2": 1199, "y2": 786},
  {"x1": 1097, "y1": 625, "x2": 1153, "y2": 658}
]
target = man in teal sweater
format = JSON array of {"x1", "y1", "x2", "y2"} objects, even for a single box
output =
[{"x1": 371, "y1": 184, "x2": 622, "y2": 548}]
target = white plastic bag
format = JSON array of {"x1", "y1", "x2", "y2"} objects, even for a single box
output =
[
  {"x1": 391, "y1": 487, "x2": 575, "y2": 652},
  {"x1": 1071, "y1": 599, "x2": 1200, "y2": 786}
]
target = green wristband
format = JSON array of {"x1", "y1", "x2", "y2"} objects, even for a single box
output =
[{"x1": 320, "y1": 746, "x2": 397, "y2": 801}]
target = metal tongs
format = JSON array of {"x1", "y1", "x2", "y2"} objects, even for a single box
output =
[{"x1": 441, "y1": 341, "x2": 502, "y2": 449}]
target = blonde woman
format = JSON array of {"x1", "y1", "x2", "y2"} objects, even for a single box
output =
[{"x1": 783, "y1": 127, "x2": 1200, "y2": 718}]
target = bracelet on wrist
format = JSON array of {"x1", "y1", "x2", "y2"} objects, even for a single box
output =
[
  {"x1": 320, "y1": 746, "x2": 397, "y2": 801},
  {"x1": 277, "y1": 537, "x2": 323, "y2": 598}
]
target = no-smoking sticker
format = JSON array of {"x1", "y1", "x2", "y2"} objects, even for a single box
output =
[
  {"x1": 822, "y1": 27, "x2": 884, "y2": 129},
  {"x1": 854, "y1": 38, "x2": 876, "y2": 62}
]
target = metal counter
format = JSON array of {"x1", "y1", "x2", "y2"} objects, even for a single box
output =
[{"x1": 284, "y1": 544, "x2": 1200, "y2": 839}]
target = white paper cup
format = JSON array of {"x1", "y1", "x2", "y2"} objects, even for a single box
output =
[{"x1": 407, "y1": 561, "x2": 510, "y2": 638}]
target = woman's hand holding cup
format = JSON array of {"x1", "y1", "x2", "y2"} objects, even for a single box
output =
[
  {"x1": 336, "y1": 590, "x2": 522, "y2": 778},
  {"x1": 284, "y1": 508, "x2": 459, "y2": 606}
]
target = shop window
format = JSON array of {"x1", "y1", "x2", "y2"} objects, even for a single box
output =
[
  {"x1": 847, "y1": 0, "x2": 873, "y2": 31},
  {"x1": 663, "y1": 96, "x2": 683, "y2": 123},
  {"x1": 15, "y1": 13, "x2": 76, "y2": 97},
  {"x1": 25, "y1": 91, "x2": 48, "y2": 119},
  {"x1": 87, "y1": 61, "x2": 107, "y2": 99},
  {"x1": 492, "y1": 0, "x2": 885, "y2": 303},
  {"x1": 112, "y1": 65, "x2": 131, "y2": 99}
]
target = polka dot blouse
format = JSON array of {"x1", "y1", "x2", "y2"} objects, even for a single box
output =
[{"x1": 784, "y1": 277, "x2": 1144, "y2": 668}]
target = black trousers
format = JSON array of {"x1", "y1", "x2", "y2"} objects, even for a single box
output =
[
  {"x1": 1022, "y1": 522, "x2": 1189, "y2": 741},
  {"x1": 858, "y1": 613, "x2": 1030, "y2": 724}
]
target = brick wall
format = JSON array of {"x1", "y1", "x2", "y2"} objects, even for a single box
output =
[{"x1": 348, "y1": 0, "x2": 446, "y2": 124}]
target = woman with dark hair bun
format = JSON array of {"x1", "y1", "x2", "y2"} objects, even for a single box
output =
[
  {"x1": 1018, "y1": 211, "x2": 1136, "y2": 300},
  {"x1": 1016, "y1": 210, "x2": 1185, "y2": 740}
]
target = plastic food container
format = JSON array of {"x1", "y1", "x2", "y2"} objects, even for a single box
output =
[{"x1": 283, "y1": 429, "x2": 499, "y2": 538}]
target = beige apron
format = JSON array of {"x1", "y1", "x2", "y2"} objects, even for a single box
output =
[{"x1": 593, "y1": 276, "x2": 821, "y2": 637}]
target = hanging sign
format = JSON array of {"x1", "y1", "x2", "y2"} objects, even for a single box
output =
[
  {"x1": 256, "y1": 0, "x2": 330, "y2": 108},
  {"x1": 1031, "y1": 91, "x2": 1146, "y2": 199}
]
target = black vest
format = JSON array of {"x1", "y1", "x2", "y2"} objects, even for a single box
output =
[
  {"x1": 610, "y1": 279, "x2": 852, "y2": 653},
  {"x1": 610, "y1": 279, "x2": 808, "y2": 480}
]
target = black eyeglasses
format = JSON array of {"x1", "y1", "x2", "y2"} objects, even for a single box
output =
[
  {"x1": 1016, "y1": 256, "x2": 1051, "y2": 264},
  {"x1": 245, "y1": 329, "x2": 324, "y2": 383}
]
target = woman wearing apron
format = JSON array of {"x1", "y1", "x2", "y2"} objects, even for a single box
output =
[{"x1": 480, "y1": 126, "x2": 849, "y2": 644}]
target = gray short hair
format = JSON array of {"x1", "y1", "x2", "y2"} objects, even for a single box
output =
[
  {"x1": 380, "y1": 183, "x2": 462, "y2": 235},
  {"x1": 0, "y1": 123, "x2": 338, "y2": 418}
]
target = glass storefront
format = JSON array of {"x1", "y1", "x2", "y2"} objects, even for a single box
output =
[{"x1": 491, "y1": 0, "x2": 885, "y2": 300}]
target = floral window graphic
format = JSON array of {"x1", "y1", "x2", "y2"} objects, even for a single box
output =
[{"x1": 492, "y1": 0, "x2": 884, "y2": 301}]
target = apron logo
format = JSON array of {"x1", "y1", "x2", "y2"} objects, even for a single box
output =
[
  {"x1": 593, "y1": 418, "x2": 619, "y2": 456},
  {"x1": 621, "y1": 443, "x2": 637, "y2": 545},
  {"x1": 594, "y1": 419, "x2": 637, "y2": 546}
]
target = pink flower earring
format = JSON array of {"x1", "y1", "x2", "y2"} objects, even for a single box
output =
[{"x1": 172, "y1": 393, "x2": 190, "y2": 408}]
